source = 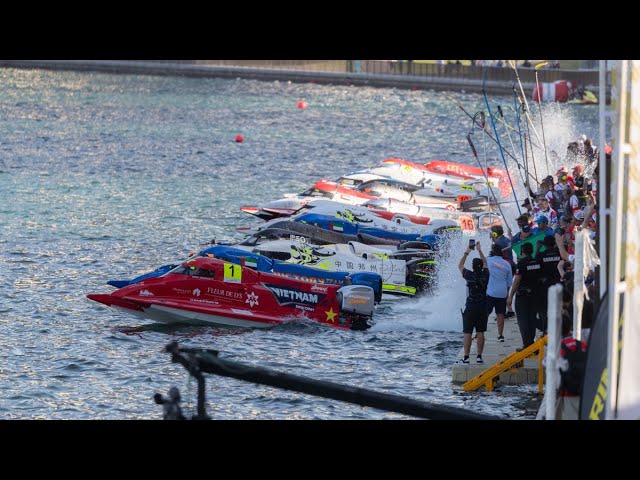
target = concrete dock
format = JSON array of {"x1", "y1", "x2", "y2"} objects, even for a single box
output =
[{"x1": 451, "y1": 313, "x2": 542, "y2": 386}]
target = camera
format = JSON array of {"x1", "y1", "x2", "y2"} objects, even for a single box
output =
[{"x1": 469, "y1": 239, "x2": 476, "y2": 250}]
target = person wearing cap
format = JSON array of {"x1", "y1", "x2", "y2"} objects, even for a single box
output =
[
  {"x1": 554, "y1": 167, "x2": 574, "y2": 194},
  {"x1": 535, "y1": 234, "x2": 563, "y2": 335},
  {"x1": 458, "y1": 243, "x2": 490, "y2": 364},
  {"x1": 532, "y1": 215, "x2": 554, "y2": 236},
  {"x1": 521, "y1": 197, "x2": 533, "y2": 215},
  {"x1": 510, "y1": 216, "x2": 534, "y2": 325},
  {"x1": 533, "y1": 196, "x2": 558, "y2": 229},
  {"x1": 490, "y1": 224, "x2": 514, "y2": 268},
  {"x1": 511, "y1": 214, "x2": 533, "y2": 244},
  {"x1": 507, "y1": 242, "x2": 542, "y2": 351}
]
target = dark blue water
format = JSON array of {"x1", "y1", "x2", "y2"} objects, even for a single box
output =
[{"x1": 0, "y1": 68, "x2": 599, "y2": 419}]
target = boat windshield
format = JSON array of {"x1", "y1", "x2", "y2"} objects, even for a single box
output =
[
  {"x1": 254, "y1": 250, "x2": 292, "y2": 261},
  {"x1": 300, "y1": 188, "x2": 334, "y2": 198},
  {"x1": 335, "y1": 177, "x2": 363, "y2": 187},
  {"x1": 170, "y1": 265, "x2": 216, "y2": 278},
  {"x1": 237, "y1": 233, "x2": 281, "y2": 246}
]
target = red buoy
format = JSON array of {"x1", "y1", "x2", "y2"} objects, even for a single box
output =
[
  {"x1": 297, "y1": 100, "x2": 307, "y2": 109},
  {"x1": 235, "y1": 134, "x2": 244, "y2": 143}
]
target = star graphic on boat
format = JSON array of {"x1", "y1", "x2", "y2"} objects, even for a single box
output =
[
  {"x1": 325, "y1": 308, "x2": 337, "y2": 323},
  {"x1": 245, "y1": 291, "x2": 259, "y2": 308}
]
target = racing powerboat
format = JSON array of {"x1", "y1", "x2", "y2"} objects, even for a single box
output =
[{"x1": 89, "y1": 257, "x2": 376, "y2": 330}]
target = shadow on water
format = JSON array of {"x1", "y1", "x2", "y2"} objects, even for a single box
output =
[{"x1": 113, "y1": 323, "x2": 253, "y2": 338}]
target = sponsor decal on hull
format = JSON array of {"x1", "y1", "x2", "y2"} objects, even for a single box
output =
[{"x1": 263, "y1": 283, "x2": 326, "y2": 307}]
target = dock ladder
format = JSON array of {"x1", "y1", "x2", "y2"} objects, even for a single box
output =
[{"x1": 463, "y1": 336, "x2": 547, "y2": 393}]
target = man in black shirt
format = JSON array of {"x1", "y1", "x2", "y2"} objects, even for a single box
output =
[
  {"x1": 507, "y1": 242, "x2": 542, "y2": 350},
  {"x1": 458, "y1": 245, "x2": 489, "y2": 364},
  {"x1": 535, "y1": 234, "x2": 562, "y2": 335}
]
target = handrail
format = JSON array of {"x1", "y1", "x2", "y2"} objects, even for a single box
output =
[{"x1": 463, "y1": 336, "x2": 548, "y2": 392}]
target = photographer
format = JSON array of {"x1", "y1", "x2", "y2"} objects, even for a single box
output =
[{"x1": 458, "y1": 240, "x2": 489, "y2": 364}]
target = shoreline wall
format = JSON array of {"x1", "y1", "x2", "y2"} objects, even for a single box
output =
[{"x1": 0, "y1": 60, "x2": 605, "y2": 99}]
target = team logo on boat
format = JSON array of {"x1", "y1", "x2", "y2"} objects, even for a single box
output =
[
  {"x1": 245, "y1": 291, "x2": 259, "y2": 308},
  {"x1": 263, "y1": 284, "x2": 325, "y2": 307}
]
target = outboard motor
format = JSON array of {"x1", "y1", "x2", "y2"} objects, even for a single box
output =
[
  {"x1": 406, "y1": 256, "x2": 437, "y2": 293},
  {"x1": 350, "y1": 272, "x2": 383, "y2": 304},
  {"x1": 337, "y1": 285, "x2": 375, "y2": 331}
]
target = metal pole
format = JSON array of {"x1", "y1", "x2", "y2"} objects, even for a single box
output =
[
  {"x1": 510, "y1": 61, "x2": 549, "y2": 176},
  {"x1": 534, "y1": 62, "x2": 551, "y2": 176},
  {"x1": 482, "y1": 90, "x2": 521, "y2": 215},
  {"x1": 598, "y1": 60, "x2": 607, "y2": 297},
  {"x1": 605, "y1": 60, "x2": 628, "y2": 420}
]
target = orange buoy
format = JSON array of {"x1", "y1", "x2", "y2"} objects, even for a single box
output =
[
  {"x1": 297, "y1": 100, "x2": 307, "y2": 109},
  {"x1": 235, "y1": 134, "x2": 244, "y2": 143}
]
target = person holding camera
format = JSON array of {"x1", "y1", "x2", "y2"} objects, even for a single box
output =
[{"x1": 458, "y1": 240, "x2": 489, "y2": 364}]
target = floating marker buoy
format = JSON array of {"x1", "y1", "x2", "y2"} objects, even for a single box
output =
[
  {"x1": 235, "y1": 134, "x2": 244, "y2": 143},
  {"x1": 297, "y1": 100, "x2": 307, "y2": 109}
]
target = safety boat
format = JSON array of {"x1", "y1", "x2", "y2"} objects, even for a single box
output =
[{"x1": 89, "y1": 257, "x2": 376, "y2": 330}]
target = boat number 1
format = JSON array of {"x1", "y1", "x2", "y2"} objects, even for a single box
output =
[{"x1": 224, "y1": 264, "x2": 242, "y2": 283}]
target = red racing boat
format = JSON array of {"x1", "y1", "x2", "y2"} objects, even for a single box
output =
[
  {"x1": 87, "y1": 257, "x2": 375, "y2": 330},
  {"x1": 424, "y1": 160, "x2": 511, "y2": 197}
]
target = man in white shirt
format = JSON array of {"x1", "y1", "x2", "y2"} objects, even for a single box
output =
[{"x1": 485, "y1": 243, "x2": 513, "y2": 342}]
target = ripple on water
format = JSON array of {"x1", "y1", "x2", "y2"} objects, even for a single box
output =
[{"x1": 0, "y1": 69, "x2": 595, "y2": 419}]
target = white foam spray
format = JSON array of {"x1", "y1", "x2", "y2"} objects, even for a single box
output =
[{"x1": 373, "y1": 229, "x2": 492, "y2": 333}]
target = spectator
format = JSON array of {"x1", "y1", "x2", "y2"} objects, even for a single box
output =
[
  {"x1": 532, "y1": 196, "x2": 558, "y2": 229},
  {"x1": 491, "y1": 225, "x2": 514, "y2": 269},
  {"x1": 507, "y1": 242, "x2": 542, "y2": 351},
  {"x1": 584, "y1": 138, "x2": 599, "y2": 165},
  {"x1": 535, "y1": 234, "x2": 562, "y2": 334},
  {"x1": 457, "y1": 245, "x2": 490, "y2": 364},
  {"x1": 486, "y1": 243, "x2": 513, "y2": 342},
  {"x1": 532, "y1": 215, "x2": 554, "y2": 237},
  {"x1": 560, "y1": 184, "x2": 580, "y2": 218},
  {"x1": 572, "y1": 165, "x2": 590, "y2": 207}
]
